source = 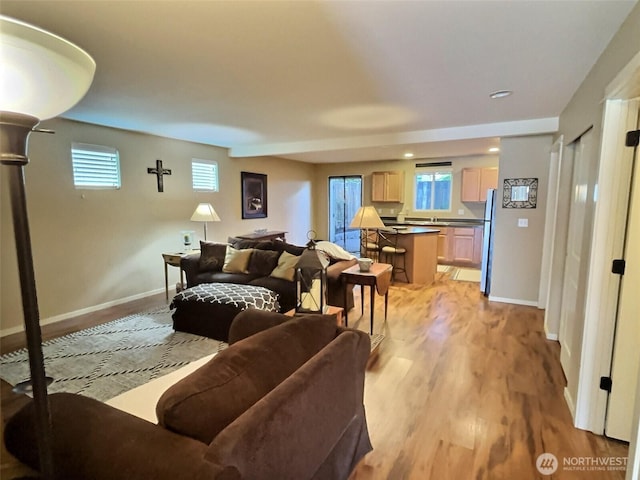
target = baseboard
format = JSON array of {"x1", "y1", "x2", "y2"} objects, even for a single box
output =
[
  {"x1": 564, "y1": 386, "x2": 576, "y2": 420},
  {"x1": 0, "y1": 287, "x2": 167, "y2": 338},
  {"x1": 487, "y1": 296, "x2": 539, "y2": 307},
  {"x1": 544, "y1": 322, "x2": 559, "y2": 341}
]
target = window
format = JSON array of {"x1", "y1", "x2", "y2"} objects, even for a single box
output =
[
  {"x1": 71, "y1": 143, "x2": 121, "y2": 189},
  {"x1": 192, "y1": 159, "x2": 219, "y2": 192},
  {"x1": 414, "y1": 169, "x2": 452, "y2": 211}
]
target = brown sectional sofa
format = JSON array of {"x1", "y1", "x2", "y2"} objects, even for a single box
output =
[
  {"x1": 4, "y1": 310, "x2": 372, "y2": 479},
  {"x1": 181, "y1": 237, "x2": 356, "y2": 312}
]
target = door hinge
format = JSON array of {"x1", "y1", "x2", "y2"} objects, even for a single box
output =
[
  {"x1": 612, "y1": 259, "x2": 626, "y2": 275},
  {"x1": 600, "y1": 376, "x2": 612, "y2": 393},
  {"x1": 626, "y1": 129, "x2": 640, "y2": 147}
]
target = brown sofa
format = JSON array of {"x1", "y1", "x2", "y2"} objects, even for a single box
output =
[
  {"x1": 181, "y1": 238, "x2": 357, "y2": 312},
  {"x1": 4, "y1": 310, "x2": 372, "y2": 480}
]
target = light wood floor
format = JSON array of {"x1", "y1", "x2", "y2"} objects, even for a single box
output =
[
  {"x1": 1, "y1": 275, "x2": 629, "y2": 479},
  {"x1": 348, "y1": 272, "x2": 628, "y2": 480}
]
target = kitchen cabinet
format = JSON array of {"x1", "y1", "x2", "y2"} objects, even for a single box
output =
[
  {"x1": 437, "y1": 227, "x2": 449, "y2": 262},
  {"x1": 452, "y1": 227, "x2": 476, "y2": 264},
  {"x1": 461, "y1": 167, "x2": 498, "y2": 202},
  {"x1": 372, "y1": 171, "x2": 404, "y2": 202},
  {"x1": 438, "y1": 226, "x2": 483, "y2": 266}
]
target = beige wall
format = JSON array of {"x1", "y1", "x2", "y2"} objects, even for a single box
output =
[
  {"x1": 553, "y1": 4, "x2": 640, "y2": 425},
  {"x1": 490, "y1": 135, "x2": 553, "y2": 305},
  {"x1": 1, "y1": 119, "x2": 315, "y2": 335},
  {"x1": 312, "y1": 155, "x2": 498, "y2": 239}
]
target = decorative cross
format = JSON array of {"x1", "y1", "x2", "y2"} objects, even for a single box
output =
[{"x1": 147, "y1": 159, "x2": 172, "y2": 192}]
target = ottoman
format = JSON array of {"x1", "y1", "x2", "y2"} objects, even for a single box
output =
[{"x1": 170, "y1": 283, "x2": 280, "y2": 341}]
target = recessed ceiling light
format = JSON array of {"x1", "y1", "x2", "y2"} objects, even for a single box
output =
[
  {"x1": 404, "y1": 152, "x2": 414, "y2": 158},
  {"x1": 489, "y1": 147, "x2": 500, "y2": 153},
  {"x1": 489, "y1": 90, "x2": 513, "y2": 99}
]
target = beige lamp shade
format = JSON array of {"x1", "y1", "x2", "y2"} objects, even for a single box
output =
[
  {"x1": 190, "y1": 203, "x2": 220, "y2": 241},
  {"x1": 0, "y1": 15, "x2": 96, "y2": 119},
  {"x1": 190, "y1": 203, "x2": 221, "y2": 222},
  {"x1": 349, "y1": 206, "x2": 385, "y2": 229}
]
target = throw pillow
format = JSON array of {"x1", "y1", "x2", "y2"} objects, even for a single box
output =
[
  {"x1": 270, "y1": 251, "x2": 300, "y2": 281},
  {"x1": 314, "y1": 241, "x2": 356, "y2": 261},
  {"x1": 247, "y1": 249, "x2": 280, "y2": 277},
  {"x1": 198, "y1": 241, "x2": 228, "y2": 272},
  {"x1": 222, "y1": 246, "x2": 253, "y2": 274}
]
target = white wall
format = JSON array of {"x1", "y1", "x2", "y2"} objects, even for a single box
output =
[
  {"x1": 490, "y1": 135, "x2": 553, "y2": 305},
  {"x1": 1, "y1": 119, "x2": 315, "y2": 335}
]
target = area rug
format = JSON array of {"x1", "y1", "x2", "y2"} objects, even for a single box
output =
[
  {"x1": 0, "y1": 306, "x2": 226, "y2": 402},
  {"x1": 452, "y1": 267, "x2": 482, "y2": 282},
  {"x1": 0, "y1": 307, "x2": 385, "y2": 403}
]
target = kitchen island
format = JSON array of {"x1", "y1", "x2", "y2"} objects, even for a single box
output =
[
  {"x1": 383, "y1": 218, "x2": 484, "y2": 267},
  {"x1": 385, "y1": 227, "x2": 440, "y2": 285}
]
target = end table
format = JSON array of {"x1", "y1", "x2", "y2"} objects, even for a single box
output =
[
  {"x1": 162, "y1": 251, "x2": 197, "y2": 302},
  {"x1": 341, "y1": 262, "x2": 393, "y2": 334}
]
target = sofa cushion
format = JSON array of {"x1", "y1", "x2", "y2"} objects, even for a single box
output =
[
  {"x1": 199, "y1": 241, "x2": 228, "y2": 272},
  {"x1": 247, "y1": 249, "x2": 280, "y2": 277},
  {"x1": 156, "y1": 314, "x2": 338, "y2": 444},
  {"x1": 222, "y1": 247, "x2": 253, "y2": 274},
  {"x1": 269, "y1": 251, "x2": 300, "y2": 281},
  {"x1": 193, "y1": 272, "x2": 261, "y2": 286},
  {"x1": 227, "y1": 237, "x2": 275, "y2": 251},
  {"x1": 228, "y1": 237, "x2": 305, "y2": 257}
]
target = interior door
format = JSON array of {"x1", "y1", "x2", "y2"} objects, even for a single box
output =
[
  {"x1": 559, "y1": 128, "x2": 596, "y2": 399},
  {"x1": 606, "y1": 130, "x2": 640, "y2": 441},
  {"x1": 328, "y1": 176, "x2": 362, "y2": 254}
]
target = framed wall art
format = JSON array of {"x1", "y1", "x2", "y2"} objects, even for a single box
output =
[
  {"x1": 503, "y1": 178, "x2": 538, "y2": 208},
  {"x1": 241, "y1": 171, "x2": 267, "y2": 219}
]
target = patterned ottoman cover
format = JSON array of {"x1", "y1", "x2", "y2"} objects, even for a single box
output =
[{"x1": 170, "y1": 283, "x2": 280, "y2": 341}]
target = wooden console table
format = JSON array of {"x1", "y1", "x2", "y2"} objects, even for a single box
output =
[
  {"x1": 237, "y1": 230, "x2": 287, "y2": 241},
  {"x1": 341, "y1": 263, "x2": 392, "y2": 334}
]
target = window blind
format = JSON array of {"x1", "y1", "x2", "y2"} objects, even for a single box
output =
[
  {"x1": 192, "y1": 159, "x2": 219, "y2": 192},
  {"x1": 71, "y1": 143, "x2": 121, "y2": 189}
]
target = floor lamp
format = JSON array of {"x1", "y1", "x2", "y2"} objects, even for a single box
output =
[{"x1": 1, "y1": 15, "x2": 96, "y2": 479}]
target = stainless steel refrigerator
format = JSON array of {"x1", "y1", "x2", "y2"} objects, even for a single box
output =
[{"x1": 480, "y1": 189, "x2": 497, "y2": 296}]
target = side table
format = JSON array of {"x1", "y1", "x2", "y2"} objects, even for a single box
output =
[
  {"x1": 162, "y1": 251, "x2": 197, "y2": 302},
  {"x1": 341, "y1": 263, "x2": 393, "y2": 334}
]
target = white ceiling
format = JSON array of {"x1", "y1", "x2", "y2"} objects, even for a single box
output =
[{"x1": 1, "y1": 0, "x2": 636, "y2": 163}]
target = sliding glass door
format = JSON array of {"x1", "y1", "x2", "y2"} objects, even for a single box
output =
[{"x1": 328, "y1": 176, "x2": 362, "y2": 254}]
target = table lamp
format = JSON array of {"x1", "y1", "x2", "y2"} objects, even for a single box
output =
[
  {"x1": 349, "y1": 206, "x2": 385, "y2": 259},
  {"x1": 1, "y1": 15, "x2": 96, "y2": 478},
  {"x1": 190, "y1": 203, "x2": 221, "y2": 241}
]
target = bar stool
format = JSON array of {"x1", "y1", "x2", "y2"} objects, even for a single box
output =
[
  {"x1": 361, "y1": 229, "x2": 380, "y2": 262},
  {"x1": 378, "y1": 229, "x2": 409, "y2": 283}
]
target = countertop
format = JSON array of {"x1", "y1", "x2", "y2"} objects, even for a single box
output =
[
  {"x1": 388, "y1": 226, "x2": 440, "y2": 234},
  {"x1": 381, "y1": 217, "x2": 484, "y2": 228}
]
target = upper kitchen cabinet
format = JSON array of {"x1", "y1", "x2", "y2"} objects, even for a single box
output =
[
  {"x1": 371, "y1": 171, "x2": 404, "y2": 202},
  {"x1": 461, "y1": 167, "x2": 498, "y2": 202}
]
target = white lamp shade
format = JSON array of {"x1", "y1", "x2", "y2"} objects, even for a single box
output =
[
  {"x1": 349, "y1": 206, "x2": 385, "y2": 229},
  {"x1": 0, "y1": 15, "x2": 96, "y2": 120},
  {"x1": 190, "y1": 203, "x2": 221, "y2": 222}
]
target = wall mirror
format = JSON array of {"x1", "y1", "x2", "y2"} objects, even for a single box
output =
[{"x1": 503, "y1": 178, "x2": 538, "y2": 208}]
